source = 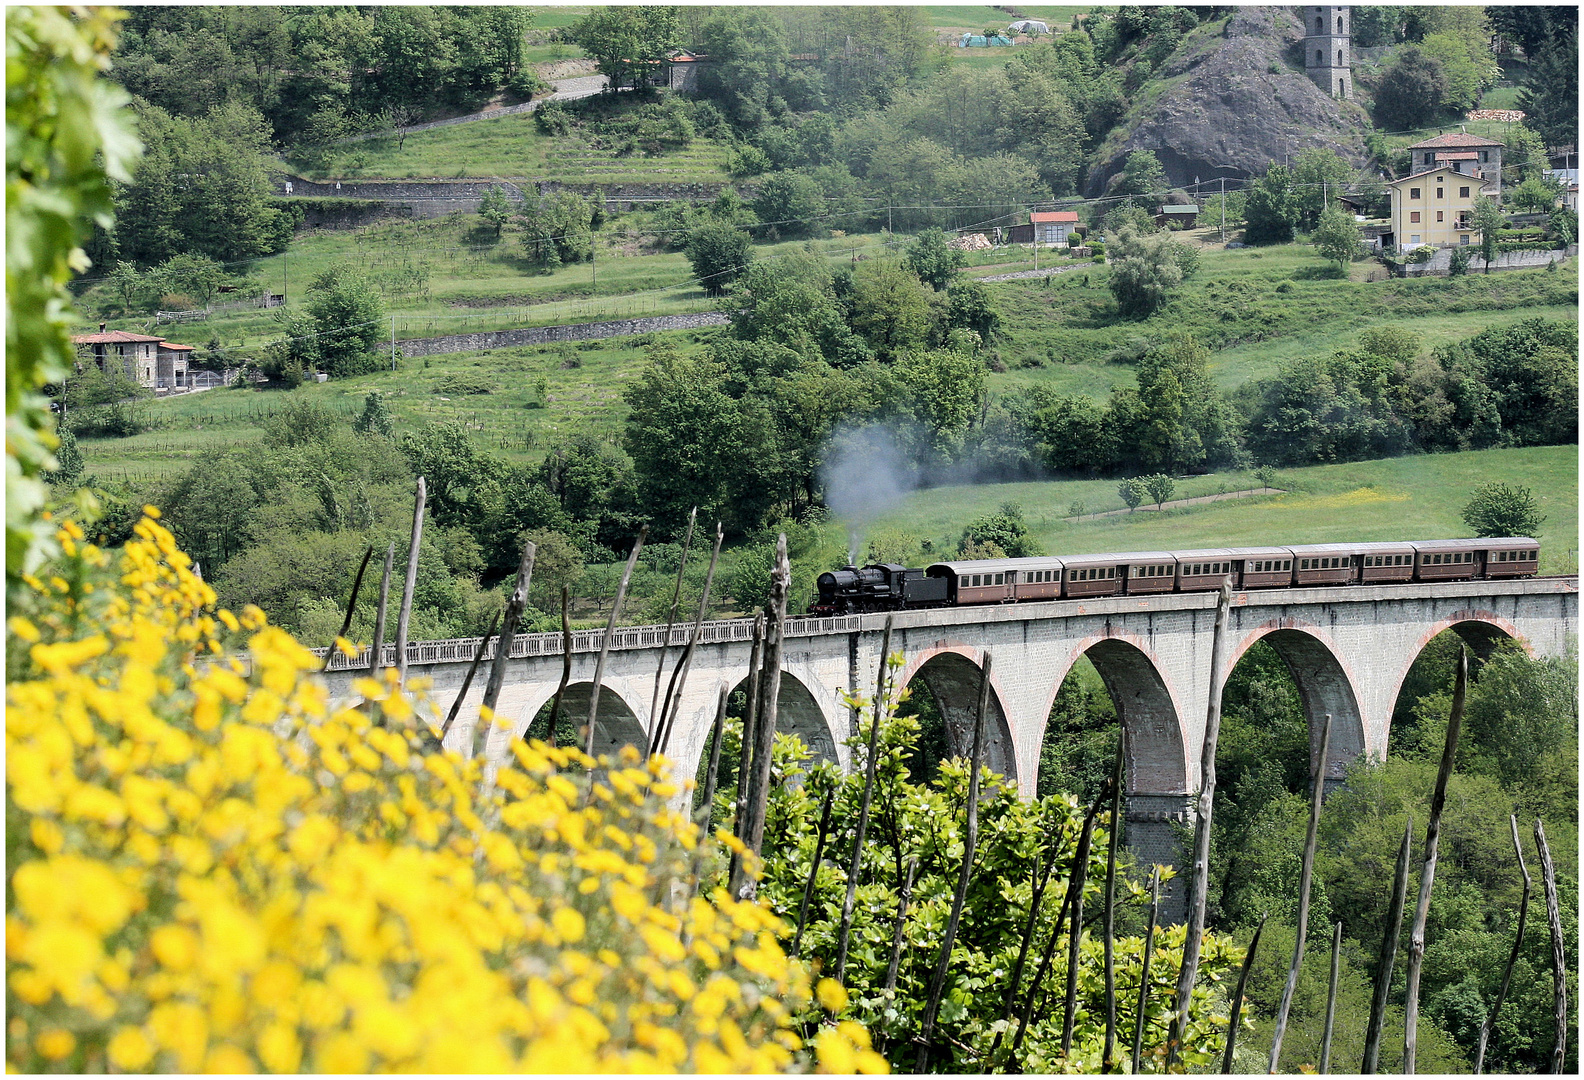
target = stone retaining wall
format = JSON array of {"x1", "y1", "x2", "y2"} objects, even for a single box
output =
[
  {"x1": 398, "y1": 311, "x2": 728, "y2": 358},
  {"x1": 278, "y1": 176, "x2": 742, "y2": 218},
  {"x1": 1390, "y1": 244, "x2": 1576, "y2": 277}
]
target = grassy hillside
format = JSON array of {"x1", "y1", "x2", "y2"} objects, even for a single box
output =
[{"x1": 854, "y1": 445, "x2": 1578, "y2": 576}]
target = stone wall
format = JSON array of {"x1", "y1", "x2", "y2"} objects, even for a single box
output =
[
  {"x1": 277, "y1": 176, "x2": 746, "y2": 218},
  {"x1": 398, "y1": 312, "x2": 729, "y2": 358},
  {"x1": 1390, "y1": 244, "x2": 1576, "y2": 277}
]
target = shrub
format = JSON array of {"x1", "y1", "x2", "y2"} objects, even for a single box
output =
[
  {"x1": 433, "y1": 371, "x2": 498, "y2": 395},
  {"x1": 4, "y1": 515, "x2": 883, "y2": 1072}
]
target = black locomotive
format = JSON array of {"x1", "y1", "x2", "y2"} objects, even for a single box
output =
[{"x1": 812, "y1": 563, "x2": 949, "y2": 614}]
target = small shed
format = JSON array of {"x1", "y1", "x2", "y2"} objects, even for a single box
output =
[
  {"x1": 155, "y1": 341, "x2": 194, "y2": 393},
  {"x1": 1030, "y1": 210, "x2": 1080, "y2": 245},
  {"x1": 663, "y1": 51, "x2": 708, "y2": 92},
  {"x1": 1155, "y1": 204, "x2": 1200, "y2": 228}
]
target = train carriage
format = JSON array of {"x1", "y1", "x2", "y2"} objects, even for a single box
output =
[
  {"x1": 1290, "y1": 543, "x2": 1361, "y2": 587},
  {"x1": 1009, "y1": 557, "x2": 1067, "y2": 602},
  {"x1": 1225, "y1": 546, "x2": 1296, "y2": 589},
  {"x1": 1119, "y1": 551, "x2": 1179, "y2": 595},
  {"x1": 1063, "y1": 552, "x2": 1138, "y2": 599},
  {"x1": 1356, "y1": 542, "x2": 1417, "y2": 584},
  {"x1": 1412, "y1": 538, "x2": 1487, "y2": 583},
  {"x1": 1483, "y1": 537, "x2": 1540, "y2": 578},
  {"x1": 926, "y1": 559, "x2": 1018, "y2": 605},
  {"x1": 1173, "y1": 547, "x2": 1260, "y2": 592}
]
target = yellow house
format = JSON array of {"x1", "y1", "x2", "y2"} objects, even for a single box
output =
[{"x1": 1387, "y1": 165, "x2": 1492, "y2": 251}]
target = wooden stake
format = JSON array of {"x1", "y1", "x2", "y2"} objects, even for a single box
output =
[
  {"x1": 791, "y1": 786, "x2": 835, "y2": 958},
  {"x1": 439, "y1": 609, "x2": 500, "y2": 742},
  {"x1": 367, "y1": 542, "x2": 395, "y2": 677},
  {"x1": 1474, "y1": 815, "x2": 1532, "y2": 1073},
  {"x1": 480, "y1": 535, "x2": 536, "y2": 735},
  {"x1": 1169, "y1": 579, "x2": 1234, "y2": 1067},
  {"x1": 1223, "y1": 914, "x2": 1268, "y2": 1074},
  {"x1": 545, "y1": 584, "x2": 572, "y2": 748},
  {"x1": 394, "y1": 476, "x2": 426, "y2": 685},
  {"x1": 918, "y1": 651, "x2": 993, "y2": 1072},
  {"x1": 647, "y1": 506, "x2": 696, "y2": 742},
  {"x1": 1535, "y1": 819, "x2": 1567, "y2": 1073},
  {"x1": 1131, "y1": 866, "x2": 1162, "y2": 1075},
  {"x1": 989, "y1": 840, "x2": 1061, "y2": 1063},
  {"x1": 1403, "y1": 647, "x2": 1467, "y2": 1074},
  {"x1": 1361, "y1": 814, "x2": 1414, "y2": 1073},
  {"x1": 696, "y1": 683, "x2": 730, "y2": 828},
  {"x1": 323, "y1": 544, "x2": 373, "y2": 671},
  {"x1": 726, "y1": 613, "x2": 766, "y2": 892},
  {"x1": 653, "y1": 522, "x2": 724, "y2": 757},
  {"x1": 737, "y1": 536, "x2": 790, "y2": 899},
  {"x1": 1270, "y1": 711, "x2": 1334, "y2": 1072},
  {"x1": 583, "y1": 525, "x2": 646, "y2": 759},
  {"x1": 836, "y1": 614, "x2": 894, "y2": 983},
  {"x1": 1103, "y1": 731, "x2": 1125, "y2": 1069},
  {"x1": 1061, "y1": 770, "x2": 1112, "y2": 1058},
  {"x1": 882, "y1": 855, "x2": 920, "y2": 997},
  {"x1": 1320, "y1": 920, "x2": 1343, "y2": 1074}
]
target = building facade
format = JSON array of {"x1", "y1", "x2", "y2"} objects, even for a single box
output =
[
  {"x1": 1405, "y1": 132, "x2": 1504, "y2": 190},
  {"x1": 1388, "y1": 166, "x2": 1484, "y2": 250},
  {"x1": 1303, "y1": 6, "x2": 1351, "y2": 99},
  {"x1": 1030, "y1": 210, "x2": 1080, "y2": 244}
]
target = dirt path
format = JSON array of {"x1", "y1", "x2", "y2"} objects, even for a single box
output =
[
  {"x1": 334, "y1": 75, "x2": 615, "y2": 145},
  {"x1": 1072, "y1": 486, "x2": 1285, "y2": 521}
]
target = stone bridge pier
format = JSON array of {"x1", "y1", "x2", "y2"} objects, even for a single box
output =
[{"x1": 319, "y1": 578, "x2": 1576, "y2": 920}]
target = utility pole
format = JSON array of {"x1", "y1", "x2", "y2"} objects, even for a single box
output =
[
  {"x1": 282, "y1": 251, "x2": 287, "y2": 307},
  {"x1": 1219, "y1": 176, "x2": 1226, "y2": 243},
  {"x1": 591, "y1": 238, "x2": 596, "y2": 292},
  {"x1": 391, "y1": 314, "x2": 396, "y2": 370}
]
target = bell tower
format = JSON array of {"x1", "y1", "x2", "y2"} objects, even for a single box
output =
[{"x1": 1304, "y1": 6, "x2": 1351, "y2": 99}]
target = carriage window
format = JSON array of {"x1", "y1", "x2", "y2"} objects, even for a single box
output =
[{"x1": 996, "y1": 573, "x2": 1005, "y2": 584}]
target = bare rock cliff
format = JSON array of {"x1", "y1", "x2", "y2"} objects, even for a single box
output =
[{"x1": 1084, "y1": 7, "x2": 1370, "y2": 197}]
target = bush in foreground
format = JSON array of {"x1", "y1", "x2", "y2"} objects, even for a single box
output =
[{"x1": 5, "y1": 513, "x2": 881, "y2": 1072}]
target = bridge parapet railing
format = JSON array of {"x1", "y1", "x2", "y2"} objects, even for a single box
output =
[{"x1": 312, "y1": 613, "x2": 866, "y2": 672}]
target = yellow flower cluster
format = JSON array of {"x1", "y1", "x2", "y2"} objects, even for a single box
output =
[{"x1": 6, "y1": 513, "x2": 886, "y2": 1073}]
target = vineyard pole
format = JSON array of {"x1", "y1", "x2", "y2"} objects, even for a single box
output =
[
  {"x1": 439, "y1": 609, "x2": 500, "y2": 743},
  {"x1": 738, "y1": 537, "x2": 790, "y2": 899},
  {"x1": 1403, "y1": 648, "x2": 1467, "y2": 1073},
  {"x1": 1102, "y1": 732, "x2": 1125, "y2": 1067},
  {"x1": 1269, "y1": 711, "x2": 1334, "y2": 1071},
  {"x1": 1168, "y1": 580, "x2": 1234, "y2": 1068},
  {"x1": 322, "y1": 544, "x2": 373, "y2": 672},
  {"x1": 917, "y1": 651, "x2": 992, "y2": 1072},
  {"x1": 1534, "y1": 819, "x2": 1567, "y2": 1073},
  {"x1": 653, "y1": 522, "x2": 724, "y2": 756},
  {"x1": 1361, "y1": 814, "x2": 1414, "y2": 1073},
  {"x1": 482, "y1": 536, "x2": 537, "y2": 735},
  {"x1": 1222, "y1": 914, "x2": 1267, "y2": 1073},
  {"x1": 836, "y1": 615, "x2": 895, "y2": 983},
  {"x1": 791, "y1": 786, "x2": 835, "y2": 958},
  {"x1": 394, "y1": 476, "x2": 426, "y2": 686},
  {"x1": 582, "y1": 526, "x2": 646, "y2": 759},
  {"x1": 646, "y1": 506, "x2": 696, "y2": 746},
  {"x1": 1320, "y1": 920, "x2": 1343, "y2": 1074},
  {"x1": 1131, "y1": 866, "x2": 1162, "y2": 1074},
  {"x1": 1473, "y1": 815, "x2": 1532, "y2": 1073},
  {"x1": 367, "y1": 542, "x2": 395, "y2": 677}
]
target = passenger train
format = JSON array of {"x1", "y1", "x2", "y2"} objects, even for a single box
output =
[{"x1": 810, "y1": 538, "x2": 1541, "y2": 615}]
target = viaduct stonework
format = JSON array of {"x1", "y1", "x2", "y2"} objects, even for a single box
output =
[{"x1": 319, "y1": 577, "x2": 1576, "y2": 913}]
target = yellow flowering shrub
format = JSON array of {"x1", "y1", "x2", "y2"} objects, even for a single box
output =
[{"x1": 6, "y1": 512, "x2": 886, "y2": 1073}]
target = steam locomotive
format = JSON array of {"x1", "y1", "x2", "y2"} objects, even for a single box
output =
[{"x1": 809, "y1": 538, "x2": 1541, "y2": 615}]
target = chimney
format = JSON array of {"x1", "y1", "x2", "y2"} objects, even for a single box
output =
[{"x1": 99, "y1": 322, "x2": 106, "y2": 332}]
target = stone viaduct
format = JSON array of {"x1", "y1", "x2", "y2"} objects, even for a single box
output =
[{"x1": 319, "y1": 577, "x2": 1575, "y2": 906}]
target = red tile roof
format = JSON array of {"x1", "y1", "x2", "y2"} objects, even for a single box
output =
[
  {"x1": 158, "y1": 341, "x2": 195, "y2": 351},
  {"x1": 1030, "y1": 211, "x2": 1079, "y2": 223},
  {"x1": 1408, "y1": 132, "x2": 1503, "y2": 149},
  {"x1": 71, "y1": 329, "x2": 164, "y2": 344}
]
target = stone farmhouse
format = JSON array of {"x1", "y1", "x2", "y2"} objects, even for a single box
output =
[
  {"x1": 1387, "y1": 132, "x2": 1504, "y2": 252},
  {"x1": 72, "y1": 324, "x2": 196, "y2": 393}
]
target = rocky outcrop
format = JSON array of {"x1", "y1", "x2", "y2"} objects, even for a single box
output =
[{"x1": 1084, "y1": 7, "x2": 1370, "y2": 196}]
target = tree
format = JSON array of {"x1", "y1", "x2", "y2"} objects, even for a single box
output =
[
  {"x1": 477, "y1": 186, "x2": 513, "y2": 239},
  {"x1": 1106, "y1": 225, "x2": 1197, "y2": 318},
  {"x1": 895, "y1": 346, "x2": 985, "y2": 461},
  {"x1": 1517, "y1": 31, "x2": 1578, "y2": 149},
  {"x1": 1461, "y1": 483, "x2": 1545, "y2": 537},
  {"x1": 696, "y1": 8, "x2": 789, "y2": 129},
  {"x1": 945, "y1": 279, "x2": 998, "y2": 342},
  {"x1": 848, "y1": 261, "x2": 934, "y2": 359},
  {"x1": 1142, "y1": 472, "x2": 1175, "y2": 509},
  {"x1": 1311, "y1": 203, "x2": 1362, "y2": 272},
  {"x1": 1372, "y1": 47, "x2": 1449, "y2": 129},
  {"x1": 1507, "y1": 173, "x2": 1562, "y2": 214},
  {"x1": 1118, "y1": 476, "x2": 1145, "y2": 511},
  {"x1": 150, "y1": 252, "x2": 230, "y2": 308},
  {"x1": 305, "y1": 264, "x2": 385, "y2": 377},
  {"x1": 1243, "y1": 163, "x2": 1300, "y2": 244},
  {"x1": 1113, "y1": 149, "x2": 1167, "y2": 201},
  {"x1": 1470, "y1": 194, "x2": 1505, "y2": 274},
  {"x1": 567, "y1": 6, "x2": 680, "y2": 92},
  {"x1": 353, "y1": 391, "x2": 395, "y2": 438},
  {"x1": 684, "y1": 221, "x2": 754, "y2": 296},
  {"x1": 1290, "y1": 148, "x2": 1354, "y2": 231},
  {"x1": 903, "y1": 227, "x2": 965, "y2": 290},
  {"x1": 958, "y1": 503, "x2": 1041, "y2": 557},
  {"x1": 749, "y1": 170, "x2": 825, "y2": 239}
]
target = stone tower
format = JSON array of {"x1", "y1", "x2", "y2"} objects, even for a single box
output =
[{"x1": 1303, "y1": 6, "x2": 1351, "y2": 99}]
